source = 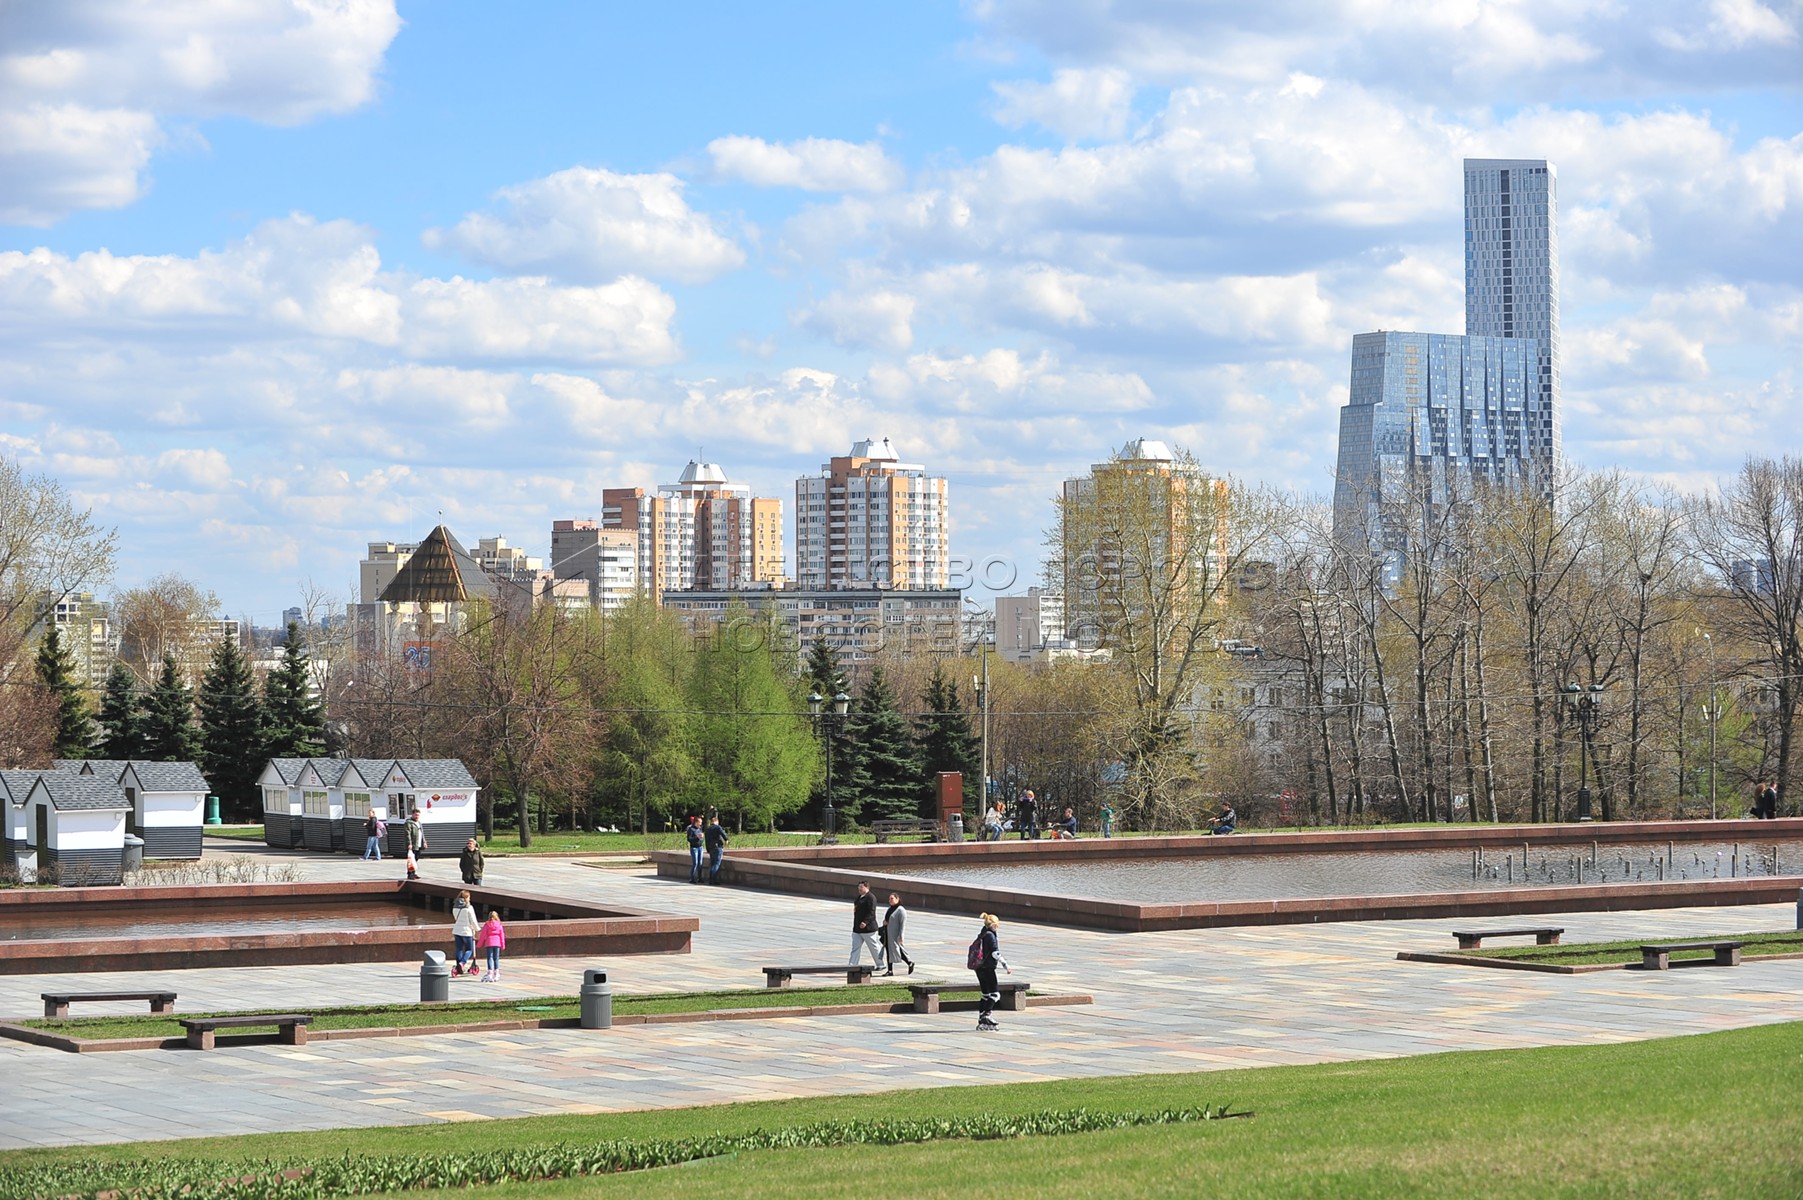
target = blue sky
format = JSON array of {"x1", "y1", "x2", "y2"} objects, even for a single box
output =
[{"x1": 2, "y1": 0, "x2": 1800, "y2": 624}]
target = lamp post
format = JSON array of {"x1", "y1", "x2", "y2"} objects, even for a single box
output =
[
  {"x1": 1702, "y1": 631, "x2": 1718, "y2": 820},
  {"x1": 1562, "y1": 682, "x2": 1606, "y2": 822},
  {"x1": 808, "y1": 689, "x2": 851, "y2": 845},
  {"x1": 971, "y1": 646, "x2": 990, "y2": 815}
]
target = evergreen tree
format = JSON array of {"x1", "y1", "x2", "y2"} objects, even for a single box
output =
[
  {"x1": 35, "y1": 626, "x2": 95, "y2": 759},
  {"x1": 914, "y1": 660, "x2": 979, "y2": 805},
  {"x1": 687, "y1": 606, "x2": 818, "y2": 831},
  {"x1": 141, "y1": 651, "x2": 199, "y2": 761},
  {"x1": 197, "y1": 636, "x2": 265, "y2": 820},
  {"x1": 840, "y1": 666, "x2": 923, "y2": 823},
  {"x1": 262, "y1": 622, "x2": 327, "y2": 759},
  {"x1": 96, "y1": 663, "x2": 150, "y2": 760}
]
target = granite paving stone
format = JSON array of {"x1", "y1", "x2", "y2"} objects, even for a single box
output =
[{"x1": 0, "y1": 843, "x2": 1798, "y2": 1147}]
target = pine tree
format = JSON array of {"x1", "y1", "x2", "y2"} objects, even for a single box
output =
[
  {"x1": 262, "y1": 622, "x2": 327, "y2": 759},
  {"x1": 915, "y1": 660, "x2": 979, "y2": 805},
  {"x1": 96, "y1": 663, "x2": 150, "y2": 760},
  {"x1": 141, "y1": 652, "x2": 199, "y2": 761},
  {"x1": 840, "y1": 666, "x2": 923, "y2": 823},
  {"x1": 35, "y1": 626, "x2": 95, "y2": 759},
  {"x1": 197, "y1": 636, "x2": 264, "y2": 820}
]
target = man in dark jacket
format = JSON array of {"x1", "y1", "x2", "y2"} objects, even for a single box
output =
[
  {"x1": 704, "y1": 817, "x2": 728, "y2": 884},
  {"x1": 1017, "y1": 791, "x2": 1038, "y2": 839},
  {"x1": 459, "y1": 838, "x2": 484, "y2": 885},
  {"x1": 848, "y1": 881, "x2": 885, "y2": 969}
]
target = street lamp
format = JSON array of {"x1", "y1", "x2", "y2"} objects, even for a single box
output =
[
  {"x1": 971, "y1": 646, "x2": 990, "y2": 816},
  {"x1": 1561, "y1": 682, "x2": 1606, "y2": 822},
  {"x1": 1702, "y1": 630, "x2": 1719, "y2": 821},
  {"x1": 808, "y1": 689, "x2": 851, "y2": 845}
]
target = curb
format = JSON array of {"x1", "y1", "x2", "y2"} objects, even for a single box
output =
[{"x1": 0, "y1": 993, "x2": 1094, "y2": 1054}]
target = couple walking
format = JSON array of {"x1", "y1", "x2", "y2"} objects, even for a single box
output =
[{"x1": 848, "y1": 881, "x2": 913, "y2": 976}]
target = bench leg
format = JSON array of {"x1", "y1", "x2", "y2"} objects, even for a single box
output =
[
  {"x1": 44, "y1": 1001, "x2": 67, "y2": 1019},
  {"x1": 150, "y1": 999, "x2": 176, "y2": 1015},
  {"x1": 188, "y1": 1029, "x2": 215, "y2": 1051},
  {"x1": 283, "y1": 1023, "x2": 307, "y2": 1046},
  {"x1": 846, "y1": 971, "x2": 865, "y2": 985},
  {"x1": 914, "y1": 993, "x2": 938, "y2": 1014},
  {"x1": 1719, "y1": 948, "x2": 1741, "y2": 966},
  {"x1": 1456, "y1": 936, "x2": 1481, "y2": 951},
  {"x1": 765, "y1": 974, "x2": 789, "y2": 988},
  {"x1": 1003, "y1": 990, "x2": 1027, "y2": 1011},
  {"x1": 1537, "y1": 932, "x2": 1561, "y2": 945},
  {"x1": 1643, "y1": 952, "x2": 1670, "y2": 971}
]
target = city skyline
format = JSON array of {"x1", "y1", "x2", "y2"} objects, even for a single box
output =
[{"x1": 3, "y1": 2, "x2": 1798, "y2": 621}]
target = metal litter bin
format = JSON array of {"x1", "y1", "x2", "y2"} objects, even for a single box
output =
[
  {"x1": 420, "y1": 950, "x2": 450, "y2": 1003},
  {"x1": 580, "y1": 968, "x2": 612, "y2": 1029},
  {"x1": 947, "y1": 813, "x2": 965, "y2": 843},
  {"x1": 121, "y1": 834, "x2": 145, "y2": 872}
]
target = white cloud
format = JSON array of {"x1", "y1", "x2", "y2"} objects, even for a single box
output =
[
  {"x1": 425, "y1": 167, "x2": 745, "y2": 285},
  {"x1": 0, "y1": 0, "x2": 402, "y2": 224},
  {"x1": 0, "y1": 214, "x2": 681, "y2": 365},
  {"x1": 795, "y1": 288, "x2": 917, "y2": 352},
  {"x1": 707, "y1": 135, "x2": 902, "y2": 192},
  {"x1": 991, "y1": 67, "x2": 1135, "y2": 141}
]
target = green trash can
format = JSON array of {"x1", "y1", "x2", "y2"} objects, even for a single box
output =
[{"x1": 205, "y1": 795, "x2": 222, "y2": 825}]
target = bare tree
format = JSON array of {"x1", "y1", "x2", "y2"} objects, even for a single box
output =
[
  {"x1": 1686, "y1": 456, "x2": 1803, "y2": 813},
  {"x1": 113, "y1": 573, "x2": 221, "y2": 684}
]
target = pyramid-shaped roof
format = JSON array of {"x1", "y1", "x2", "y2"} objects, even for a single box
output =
[{"x1": 377, "y1": 525, "x2": 501, "y2": 605}]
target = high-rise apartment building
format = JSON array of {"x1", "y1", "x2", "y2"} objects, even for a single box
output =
[
  {"x1": 548, "y1": 520, "x2": 639, "y2": 612},
  {"x1": 1334, "y1": 158, "x2": 1559, "y2": 550},
  {"x1": 577, "y1": 461, "x2": 783, "y2": 601},
  {"x1": 795, "y1": 438, "x2": 949, "y2": 590}
]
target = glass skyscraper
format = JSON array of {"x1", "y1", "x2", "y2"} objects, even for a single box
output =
[{"x1": 1334, "y1": 158, "x2": 1559, "y2": 551}]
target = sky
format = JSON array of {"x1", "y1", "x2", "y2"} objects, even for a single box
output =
[{"x1": 2, "y1": 0, "x2": 1800, "y2": 625}]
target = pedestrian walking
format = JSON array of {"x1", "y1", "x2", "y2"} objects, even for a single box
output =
[
  {"x1": 848, "y1": 881, "x2": 886, "y2": 969},
  {"x1": 460, "y1": 837, "x2": 484, "y2": 885},
  {"x1": 477, "y1": 910, "x2": 506, "y2": 982},
  {"x1": 685, "y1": 816, "x2": 706, "y2": 883},
  {"x1": 881, "y1": 892, "x2": 915, "y2": 976},
  {"x1": 361, "y1": 809, "x2": 385, "y2": 861},
  {"x1": 404, "y1": 807, "x2": 427, "y2": 879},
  {"x1": 450, "y1": 889, "x2": 479, "y2": 976},
  {"x1": 968, "y1": 912, "x2": 1010, "y2": 1031},
  {"x1": 705, "y1": 816, "x2": 728, "y2": 884}
]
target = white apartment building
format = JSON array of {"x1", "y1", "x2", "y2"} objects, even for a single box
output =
[
  {"x1": 582, "y1": 461, "x2": 782, "y2": 601},
  {"x1": 795, "y1": 438, "x2": 949, "y2": 591},
  {"x1": 548, "y1": 520, "x2": 639, "y2": 613}
]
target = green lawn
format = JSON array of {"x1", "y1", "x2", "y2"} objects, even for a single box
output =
[
  {"x1": 1, "y1": 1023, "x2": 1797, "y2": 1198},
  {"x1": 22, "y1": 984, "x2": 993, "y2": 1041},
  {"x1": 1466, "y1": 930, "x2": 1803, "y2": 967}
]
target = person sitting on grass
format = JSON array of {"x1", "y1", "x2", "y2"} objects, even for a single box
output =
[
  {"x1": 1212, "y1": 803, "x2": 1237, "y2": 835},
  {"x1": 1051, "y1": 807, "x2": 1079, "y2": 839}
]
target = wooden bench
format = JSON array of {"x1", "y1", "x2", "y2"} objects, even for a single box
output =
[
  {"x1": 1640, "y1": 941, "x2": 1742, "y2": 971},
  {"x1": 870, "y1": 819, "x2": 939, "y2": 843},
  {"x1": 762, "y1": 964, "x2": 876, "y2": 988},
  {"x1": 1451, "y1": 927, "x2": 1564, "y2": 951},
  {"x1": 179, "y1": 1014, "x2": 313, "y2": 1051},
  {"x1": 41, "y1": 990, "x2": 177, "y2": 1019},
  {"x1": 906, "y1": 981, "x2": 1030, "y2": 1014}
]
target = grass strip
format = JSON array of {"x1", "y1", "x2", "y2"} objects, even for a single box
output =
[
  {"x1": 0, "y1": 1023, "x2": 1798, "y2": 1199},
  {"x1": 1465, "y1": 929, "x2": 1803, "y2": 966},
  {"x1": 21, "y1": 984, "x2": 1007, "y2": 1041},
  {"x1": 0, "y1": 1106, "x2": 1231, "y2": 1200}
]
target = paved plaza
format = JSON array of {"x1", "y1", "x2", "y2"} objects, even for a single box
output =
[{"x1": 2, "y1": 841, "x2": 1800, "y2": 1149}]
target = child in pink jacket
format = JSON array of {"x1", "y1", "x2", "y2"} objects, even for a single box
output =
[{"x1": 477, "y1": 911, "x2": 506, "y2": 982}]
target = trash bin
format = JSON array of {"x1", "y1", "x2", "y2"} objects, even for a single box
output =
[
  {"x1": 580, "y1": 968, "x2": 612, "y2": 1029},
  {"x1": 121, "y1": 834, "x2": 145, "y2": 872},
  {"x1": 205, "y1": 795, "x2": 222, "y2": 825},
  {"x1": 420, "y1": 950, "x2": 450, "y2": 1003},
  {"x1": 947, "y1": 813, "x2": 965, "y2": 843}
]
